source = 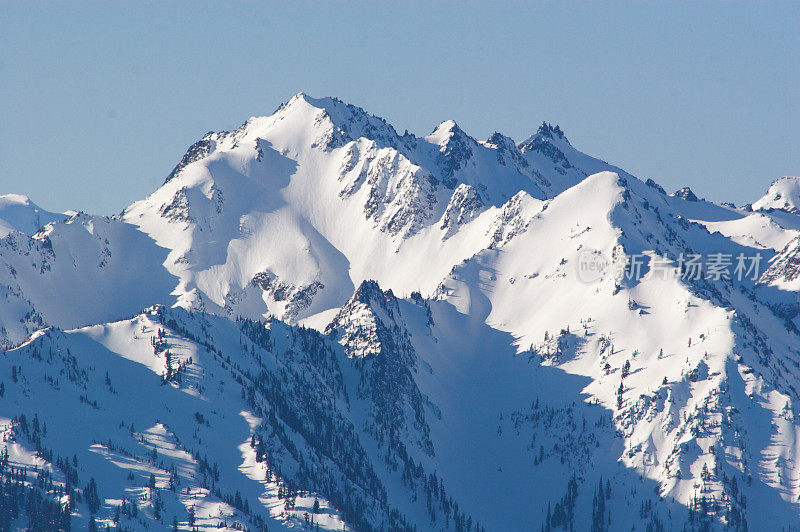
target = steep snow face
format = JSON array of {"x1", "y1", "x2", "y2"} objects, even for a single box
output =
[
  {"x1": 435, "y1": 170, "x2": 800, "y2": 528},
  {"x1": 0, "y1": 214, "x2": 176, "y2": 348},
  {"x1": 0, "y1": 194, "x2": 67, "y2": 237},
  {"x1": 753, "y1": 176, "x2": 800, "y2": 213},
  {"x1": 124, "y1": 94, "x2": 600, "y2": 323}
]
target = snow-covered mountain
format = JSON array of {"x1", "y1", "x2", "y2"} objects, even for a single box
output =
[
  {"x1": 752, "y1": 176, "x2": 800, "y2": 214},
  {"x1": 0, "y1": 194, "x2": 67, "y2": 238},
  {"x1": 1, "y1": 93, "x2": 798, "y2": 531}
]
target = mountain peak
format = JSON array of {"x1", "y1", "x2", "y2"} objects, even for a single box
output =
[
  {"x1": 484, "y1": 131, "x2": 517, "y2": 149},
  {"x1": 671, "y1": 186, "x2": 699, "y2": 202},
  {"x1": 0, "y1": 193, "x2": 33, "y2": 206},
  {"x1": 0, "y1": 194, "x2": 66, "y2": 237},
  {"x1": 349, "y1": 279, "x2": 397, "y2": 310},
  {"x1": 325, "y1": 279, "x2": 401, "y2": 352},
  {"x1": 274, "y1": 92, "x2": 402, "y2": 150},
  {"x1": 433, "y1": 119, "x2": 459, "y2": 132},
  {"x1": 535, "y1": 121, "x2": 567, "y2": 141},
  {"x1": 427, "y1": 119, "x2": 468, "y2": 144},
  {"x1": 518, "y1": 121, "x2": 572, "y2": 153},
  {"x1": 752, "y1": 176, "x2": 800, "y2": 214},
  {"x1": 280, "y1": 91, "x2": 345, "y2": 113},
  {"x1": 425, "y1": 120, "x2": 475, "y2": 187}
]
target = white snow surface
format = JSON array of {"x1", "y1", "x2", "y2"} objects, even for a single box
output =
[
  {"x1": 0, "y1": 194, "x2": 67, "y2": 237},
  {"x1": 753, "y1": 176, "x2": 800, "y2": 214}
]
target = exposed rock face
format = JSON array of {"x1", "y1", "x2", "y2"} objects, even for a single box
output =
[{"x1": 673, "y1": 186, "x2": 700, "y2": 202}]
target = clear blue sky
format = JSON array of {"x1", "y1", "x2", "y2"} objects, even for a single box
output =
[{"x1": 1, "y1": 1, "x2": 797, "y2": 214}]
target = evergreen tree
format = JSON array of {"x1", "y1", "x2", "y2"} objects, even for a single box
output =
[{"x1": 84, "y1": 478, "x2": 100, "y2": 515}]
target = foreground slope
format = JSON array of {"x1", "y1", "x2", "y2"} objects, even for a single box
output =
[{"x1": 0, "y1": 290, "x2": 674, "y2": 531}]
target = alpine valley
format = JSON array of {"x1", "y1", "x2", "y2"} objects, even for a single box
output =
[{"x1": 2, "y1": 93, "x2": 800, "y2": 531}]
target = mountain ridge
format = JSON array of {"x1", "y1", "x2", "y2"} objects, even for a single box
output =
[{"x1": 0, "y1": 93, "x2": 798, "y2": 531}]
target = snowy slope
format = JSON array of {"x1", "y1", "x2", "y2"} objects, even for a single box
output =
[
  {"x1": 120, "y1": 94, "x2": 625, "y2": 326},
  {"x1": 0, "y1": 194, "x2": 67, "y2": 237},
  {"x1": 753, "y1": 176, "x2": 800, "y2": 214},
  {"x1": 435, "y1": 171, "x2": 800, "y2": 528},
  {"x1": 0, "y1": 213, "x2": 176, "y2": 349},
  {"x1": 1, "y1": 94, "x2": 799, "y2": 531},
  {"x1": 0, "y1": 291, "x2": 671, "y2": 531}
]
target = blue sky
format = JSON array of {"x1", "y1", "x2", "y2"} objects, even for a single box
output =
[{"x1": 1, "y1": 1, "x2": 797, "y2": 214}]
